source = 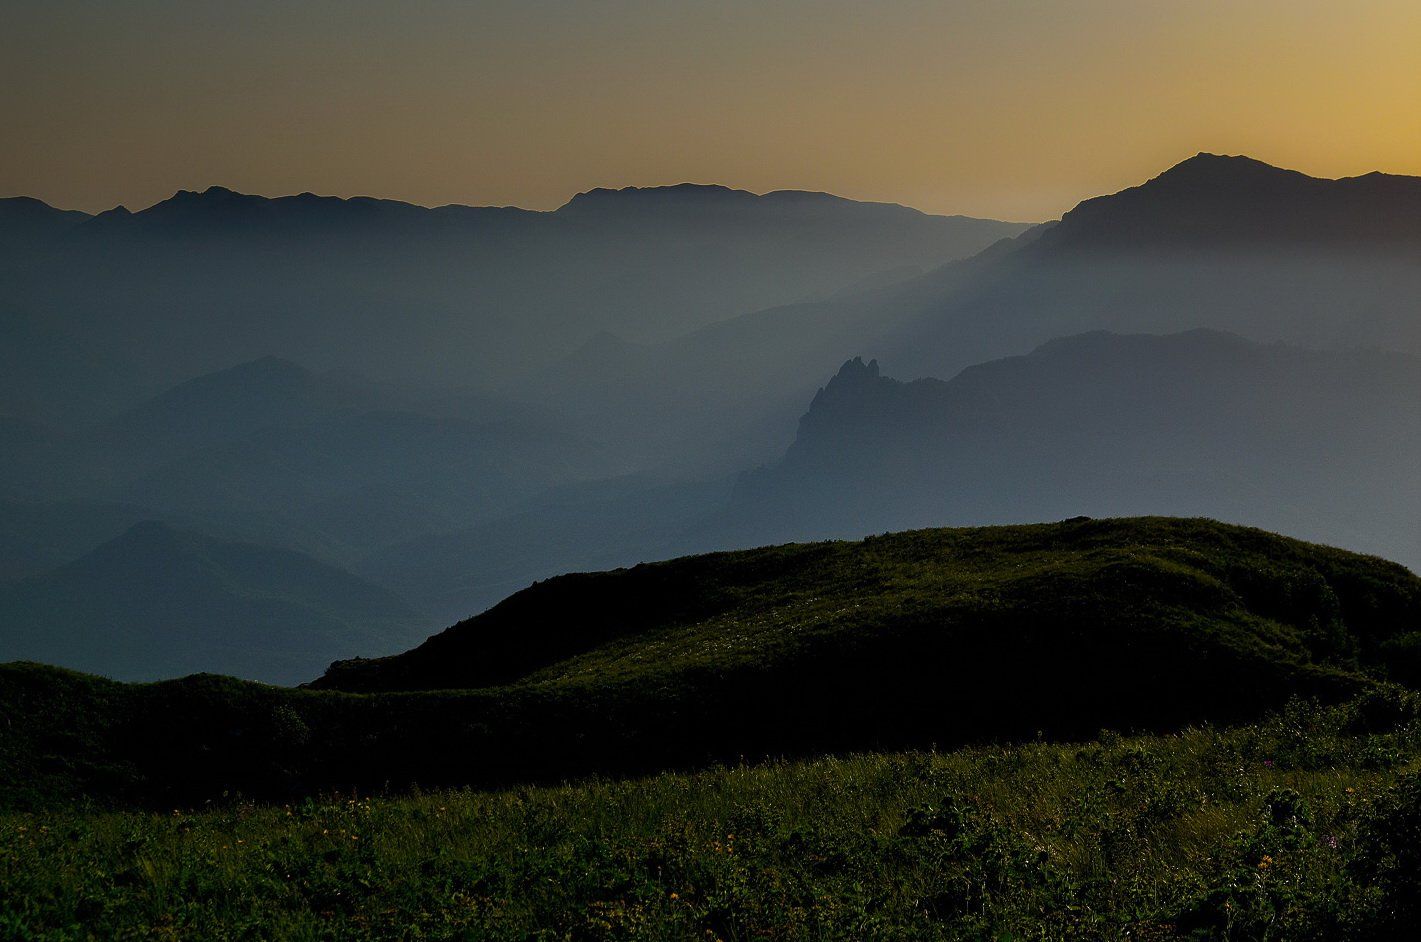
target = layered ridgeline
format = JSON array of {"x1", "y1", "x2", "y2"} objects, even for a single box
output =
[
  {"x1": 536, "y1": 155, "x2": 1421, "y2": 465},
  {"x1": 358, "y1": 328, "x2": 1421, "y2": 623},
  {"x1": 0, "y1": 184, "x2": 1026, "y2": 424},
  {"x1": 4, "y1": 519, "x2": 1420, "y2": 806},
  {"x1": 1, "y1": 355, "x2": 619, "y2": 565},
  {"x1": 0, "y1": 522, "x2": 427, "y2": 685},
  {"x1": 725, "y1": 329, "x2": 1421, "y2": 571}
]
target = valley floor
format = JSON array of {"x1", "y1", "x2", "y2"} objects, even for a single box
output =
[{"x1": 4, "y1": 697, "x2": 1420, "y2": 940}]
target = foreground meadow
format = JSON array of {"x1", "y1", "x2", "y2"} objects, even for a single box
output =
[{"x1": 4, "y1": 696, "x2": 1420, "y2": 941}]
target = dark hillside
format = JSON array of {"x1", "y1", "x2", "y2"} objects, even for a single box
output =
[{"x1": 3, "y1": 519, "x2": 1417, "y2": 808}]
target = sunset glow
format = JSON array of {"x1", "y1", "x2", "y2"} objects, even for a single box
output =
[{"x1": 6, "y1": 0, "x2": 1420, "y2": 219}]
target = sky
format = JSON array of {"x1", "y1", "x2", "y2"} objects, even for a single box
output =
[{"x1": 4, "y1": 0, "x2": 1420, "y2": 221}]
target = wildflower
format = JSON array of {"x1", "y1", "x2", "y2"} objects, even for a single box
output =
[
  {"x1": 1263, "y1": 759, "x2": 1274, "y2": 768},
  {"x1": 669, "y1": 892, "x2": 679, "y2": 900},
  {"x1": 1258, "y1": 855, "x2": 1273, "y2": 870}
]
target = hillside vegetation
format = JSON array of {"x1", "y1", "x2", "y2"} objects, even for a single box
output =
[
  {"x1": 3, "y1": 518, "x2": 1419, "y2": 809},
  {"x1": 4, "y1": 698, "x2": 1421, "y2": 940}
]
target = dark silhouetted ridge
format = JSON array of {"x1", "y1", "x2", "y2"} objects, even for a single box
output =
[
  {"x1": 1036, "y1": 153, "x2": 1421, "y2": 250},
  {"x1": 557, "y1": 183, "x2": 758, "y2": 214},
  {"x1": 5, "y1": 518, "x2": 1421, "y2": 806}
]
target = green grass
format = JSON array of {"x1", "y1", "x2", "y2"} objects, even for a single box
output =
[
  {"x1": 4, "y1": 697, "x2": 1421, "y2": 940},
  {"x1": 316, "y1": 516, "x2": 1421, "y2": 695},
  {"x1": 5, "y1": 518, "x2": 1421, "y2": 938}
]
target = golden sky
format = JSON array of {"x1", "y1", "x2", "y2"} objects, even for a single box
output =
[{"x1": 4, "y1": 0, "x2": 1419, "y2": 220}]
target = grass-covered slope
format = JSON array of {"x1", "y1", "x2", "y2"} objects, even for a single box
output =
[
  {"x1": 3, "y1": 518, "x2": 1420, "y2": 808},
  {"x1": 316, "y1": 516, "x2": 1417, "y2": 699},
  {"x1": 5, "y1": 698, "x2": 1421, "y2": 940}
]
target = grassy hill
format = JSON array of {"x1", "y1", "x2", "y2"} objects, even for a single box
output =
[
  {"x1": 3, "y1": 518, "x2": 1419, "y2": 810},
  {"x1": 315, "y1": 516, "x2": 1417, "y2": 699},
  {"x1": 4, "y1": 697, "x2": 1421, "y2": 939}
]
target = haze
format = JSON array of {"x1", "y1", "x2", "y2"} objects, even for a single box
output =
[{"x1": 5, "y1": 0, "x2": 1420, "y2": 220}]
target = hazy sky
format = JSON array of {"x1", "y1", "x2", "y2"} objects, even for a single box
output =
[{"x1": 4, "y1": 0, "x2": 1419, "y2": 220}]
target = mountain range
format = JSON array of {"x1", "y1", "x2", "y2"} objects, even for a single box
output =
[
  {"x1": 535, "y1": 154, "x2": 1421, "y2": 469},
  {"x1": 0, "y1": 184, "x2": 1026, "y2": 425},
  {"x1": 2, "y1": 152, "x2": 1419, "y2": 686}
]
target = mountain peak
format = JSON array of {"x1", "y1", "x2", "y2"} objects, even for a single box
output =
[
  {"x1": 832, "y1": 356, "x2": 880, "y2": 382},
  {"x1": 557, "y1": 183, "x2": 757, "y2": 214},
  {"x1": 167, "y1": 185, "x2": 244, "y2": 203},
  {"x1": 798, "y1": 357, "x2": 893, "y2": 433},
  {"x1": 1039, "y1": 152, "x2": 1421, "y2": 251},
  {"x1": 93, "y1": 520, "x2": 191, "y2": 561},
  {"x1": 1144, "y1": 153, "x2": 1313, "y2": 192}
]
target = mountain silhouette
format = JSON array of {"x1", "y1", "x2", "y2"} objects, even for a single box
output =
[
  {"x1": 0, "y1": 197, "x2": 90, "y2": 268},
  {"x1": 722, "y1": 329, "x2": 1421, "y2": 569},
  {"x1": 0, "y1": 182, "x2": 1027, "y2": 419},
  {"x1": 538, "y1": 154, "x2": 1421, "y2": 468},
  {"x1": 1036, "y1": 153, "x2": 1421, "y2": 250}
]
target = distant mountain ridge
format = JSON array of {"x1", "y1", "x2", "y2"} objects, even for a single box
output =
[
  {"x1": 1032, "y1": 153, "x2": 1421, "y2": 251},
  {"x1": 0, "y1": 180, "x2": 1028, "y2": 422},
  {"x1": 0, "y1": 196, "x2": 90, "y2": 267},
  {"x1": 552, "y1": 153, "x2": 1421, "y2": 467}
]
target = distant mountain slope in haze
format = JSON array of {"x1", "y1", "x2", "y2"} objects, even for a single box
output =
[
  {"x1": 0, "y1": 522, "x2": 425, "y2": 684},
  {"x1": 883, "y1": 154, "x2": 1421, "y2": 378},
  {"x1": 101, "y1": 356, "x2": 353, "y2": 452},
  {"x1": 355, "y1": 474, "x2": 736, "y2": 623},
  {"x1": 113, "y1": 407, "x2": 624, "y2": 559},
  {"x1": 0, "y1": 182, "x2": 1028, "y2": 406},
  {"x1": 724, "y1": 330, "x2": 1421, "y2": 569},
  {"x1": 0, "y1": 318, "x2": 149, "y2": 427},
  {"x1": 0, "y1": 355, "x2": 617, "y2": 562},
  {"x1": 540, "y1": 155, "x2": 1421, "y2": 469},
  {"x1": 0, "y1": 499, "x2": 180, "y2": 582}
]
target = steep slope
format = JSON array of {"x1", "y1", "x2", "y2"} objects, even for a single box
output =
[
  {"x1": 4, "y1": 519, "x2": 1419, "y2": 806},
  {"x1": 0, "y1": 522, "x2": 426, "y2": 684},
  {"x1": 724, "y1": 330, "x2": 1421, "y2": 569}
]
